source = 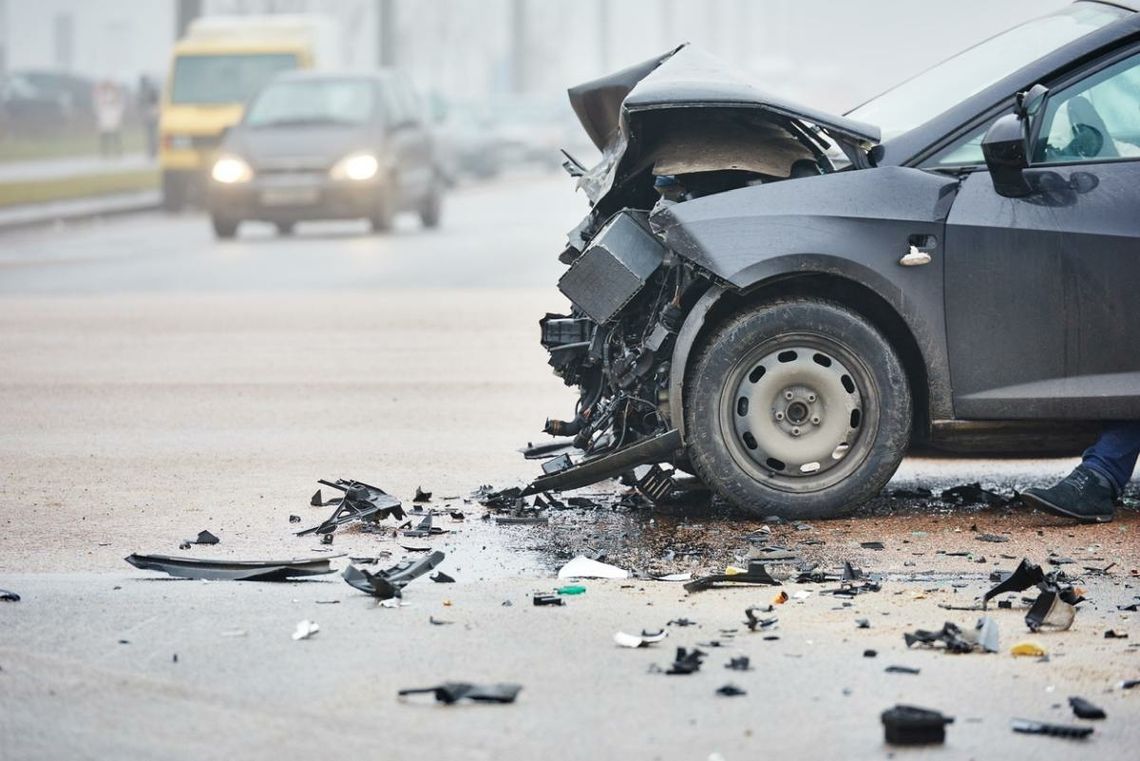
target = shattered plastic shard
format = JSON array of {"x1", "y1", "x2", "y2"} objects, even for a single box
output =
[
  {"x1": 716, "y1": 684, "x2": 747, "y2": 697},
  {"x1": 125, "y1": 553, "x2": 339, "y2": 581},
  {"x1": 398, "y1": 682, "x2": 522, "y2": 705},
  {"x1": 1068, "y1": 697, "x2": 1106, "y2": 720},
  {"x1": 0, "y1": 589, "x2": 20, "y2": 602},
  {"x1": 430, "y1": 571, "x2": 456, "y2": 584},
  {"x1": 664, "y1": 647, "x2": 706, "y2": 675},
  {"x1": 885, "y1": 665, "x2": 921, "y2": 675},
  {"x1": 192, "y1": 530, "x2": 219, "y2": 545},
  {"x1": 533, "y1": 593, "x2": 565, "y2": 606},
  {"x1": 1025, "y1": 591, "x2": 1076, "y2": 632},
  {"x1": 881, "y1": 705, "x2": 954, "y2": 746},
  {"x1": 982, "y1": 558, "x2": 1045, "y2": 607},
  {"x1": 614, "y1": 629, "x2": 668, "y2": 648},
  {"x1": 1105, "y1": 629, "x2": 1129, "y2": 639},
  {"x1": 743, "y1": 607, "x2": 778, "y2": 632},
  {"x1": 342, "y1": 551, "x2": 446, "y2": 600},
  {"x1": 413, "y1": 486, "x2": 432, "y2": 503},
  {"x1": 557, "y1": 555, "x2": 630, "y2": 580},
  {"x1": 292, "y1": 620, "x2": 319, "y2": 641},
  {"x1": 684, "y1": 561, "x2": 780, "y2": 593},
  {"x1": 1011, "y1": 718, "x2": 1093, "y2": 739}
]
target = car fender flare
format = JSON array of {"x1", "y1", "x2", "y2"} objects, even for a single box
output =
[{"x1": 669, "y1": 253, "x2": 945, "y2": 440}]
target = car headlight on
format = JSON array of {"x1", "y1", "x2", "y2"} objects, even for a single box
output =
[
  {"x1": 211, "y1": 156, "x2": 253, "y2": 184},
  {"x1": 330, "y1": 153, "x2": 379, "y2": 181}
]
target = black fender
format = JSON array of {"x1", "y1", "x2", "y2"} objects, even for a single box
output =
[{"x1": 658, "y1": 166, "x2": 960, "y2": 439}]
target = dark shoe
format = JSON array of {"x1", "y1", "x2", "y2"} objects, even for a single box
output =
[{"x1": 1022, "y1": 466, "x2": 1116, "y2": 524}]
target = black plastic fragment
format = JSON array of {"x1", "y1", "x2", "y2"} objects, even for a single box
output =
[
  {"x1": 1068, "y1": 697, "x2": 1105, "y2": 720},
  {"x1": 716, "y1": 684, "x2": 746, "y2": 697},
  {"x1": 941, "y1": 483, "x2": 1008, "y2": 506},
  {"x1": 0, "y1": 589, "x2": 20, "y2": 602},
  {"x1": 398, "y1": 682, "x2": 522, "y2": 704},
  {"x1": 125, "y1": 553, "x2": 338, "y2": 581},
  {"x1": 413, "y1": 486, "x2": 432, "y2": 502},
  {"x1": 430, "y1": 571, "x2": 456, "y2": 584},
  {"x1": 904, "y1": 622, "x2": 974, "y2": 654},
  {"x1": 533, "y1": 593, "x2": 564, "y2": 606},
  {"x1": 289, "y1": 514, "x2": 301, "y2": 523},
  {"x1": 342, "y1": 550, "x2": 446, "y2": 600},
  {"x1": 1104, "y1": 629, "x2": 1128, "y2": 639},
  {"x1": 885, "y1": 665, "x2": 920, "y2": 675},
  {"x1": 1011, "y1": 718, "x2": 1093, "y2": 739},
  {"x1": 664, "y1": 647, "x2": 706, "y2": 675},
  {"x1": 193, "y1": 530, "x2": 219, "y2": 545},
  {"x1": 298, "y1": 478, "x2": 406, "y2": 536},
  {"x1": 684, "y1": 561, "x2": 780, "y2": 593},
  {"x1": 725, "y1": 656, "x2": 752, "y2": 671},
  {"x1": 744, "y1": 606, "x2": 778, "y2": 632},
  {"x1": 982, "y1": 559, "x2": 1045, "y2": 607},
  {"x1": 881, "y1": 705, "x2": 953, "y2": 745}
]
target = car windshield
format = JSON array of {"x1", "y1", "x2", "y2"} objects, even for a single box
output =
[
  {"x1": 245, "y1": 79, "x2": 376, "y2": 127},
  {"x1": 847, "y1": 3, "x2": 1129, "y2": 141},
  {"x1": 170, "y1": 53, "x2": 298, "y2": 105}
]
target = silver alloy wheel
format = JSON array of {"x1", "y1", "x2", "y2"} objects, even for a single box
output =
[{"x1": 722, "y1": 335, "x2": 876, "y2": 493}]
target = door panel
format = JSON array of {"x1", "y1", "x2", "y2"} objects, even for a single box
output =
[{"x1": 945, "y1": 162, "x2": 1140, "y2": 418}]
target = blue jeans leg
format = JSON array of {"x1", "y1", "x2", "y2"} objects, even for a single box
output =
[{"x1": 1082, "y1": 421, "x2": 1140, "y2": 495}]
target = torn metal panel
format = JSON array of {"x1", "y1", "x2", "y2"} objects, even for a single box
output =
[
  {"x1": 297, "y1": 478, "x2": 405, "y2": 536},
  {"x1": 124, "y1": 554, "x2": 340, "y2": 581}
]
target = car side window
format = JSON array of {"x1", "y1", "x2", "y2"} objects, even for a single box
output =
[
  {"x1": 923, "y1": 121, "x2": 994, "y2": 167},
  {"x1": 1034, "y1": 52, "x2": 1140, "y2": 163}
]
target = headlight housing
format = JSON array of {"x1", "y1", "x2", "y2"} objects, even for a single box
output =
[
  {"x1": 330, "y1": 153, "x2": 380, "y2": 181},
  {"x1": 211, "y1": 156, "x2": 253, "y2": 184}
]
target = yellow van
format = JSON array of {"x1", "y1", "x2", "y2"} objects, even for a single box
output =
[{"x1": 159, "y1": 15, "x2": 339, "y2": 210}]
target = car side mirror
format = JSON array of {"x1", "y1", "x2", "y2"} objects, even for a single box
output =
[{"x1": 982, "y1": 113, "x2": 1032, "y2": 198}]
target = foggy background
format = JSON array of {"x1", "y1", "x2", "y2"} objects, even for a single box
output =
[{"x1": 1, "y1": 0, "x2": 1072, "y2": 115}]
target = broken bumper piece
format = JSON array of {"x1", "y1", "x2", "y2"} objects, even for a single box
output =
[
  {"x1": 124, "y1": 553, "x2": 340, "y2": 581},
  {"x1": 684, "y1": 560, "x2": 780, "y2": 593},
  {"x1": 342, "y1": 550, "x2": 445, "y2": 600},
  {"x1": 520, "y1": 429, "x2": 681, "y2": 496}
]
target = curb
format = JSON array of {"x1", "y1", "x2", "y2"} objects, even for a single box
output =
[{"x1": 0, "y1": 190, "x2": 162, "y2": 232}]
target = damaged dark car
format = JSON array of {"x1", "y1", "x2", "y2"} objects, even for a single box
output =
[{"x1": 532, "y1": 1, "x2": 1140, "y2": 518}]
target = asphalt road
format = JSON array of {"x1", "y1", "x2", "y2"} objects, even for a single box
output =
[{"x1": 1, "y1": 174, "x2": 1137, "y2": 760}]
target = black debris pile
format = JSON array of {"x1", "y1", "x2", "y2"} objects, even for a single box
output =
[
  {"x1": 983, "y1": 558, "x2": 1085, "y2": 632},
  {"x1": 125, "y1": 554, "x2": 338, "y2": 581},
  {"x1": 401, "y1": 513, "x2": 447, "y2": 538},
  {"x1": 940, "y1": 483, "x2": 1012, "y2": 507},
  {"x1": 684, "y1": 561, "x2": 780, "y2": 593},
  {"x1": 881, "y1": 705, "x2": 954, "y2": 746},
  {"x1": 1011, "y1": 718, "x2": 1093, "y2": 739},
  {"x1": 662, "y1": 647, "x2": 706, "y2": 675},
  {"x1": 398, "y1": 682, "x2": 522, "y2": 705},
  {"x1": 299, "y1": 479, "x2": 406, "y2": 536},
  {"x1": 474, "y1": 486, "x2": 549, "y2": 525},
  {"x1": 905, "y1": 617, "x2": 999, "y2": 654},
  {"x1": 1068, "y1": 697, "x2": 1106, "y2": 720},
  {"x1": 342, "y1": 551, "x2": 445, "y2": 600}
]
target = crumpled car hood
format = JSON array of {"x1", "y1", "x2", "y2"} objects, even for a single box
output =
[
  {"x1": 566, "y1": 44, "x2": 880, "y2": 207},
  {"x1": 569, "y1": 44, "x2": 880, "y2": 150}
]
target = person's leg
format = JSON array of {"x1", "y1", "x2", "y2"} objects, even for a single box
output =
[
  {"x1": 1020, "y1": 423, "x2": 1140, "y2": 523},
  {"x1": 1082, "y1": 421, "x2": 1140, "y2": 494}
]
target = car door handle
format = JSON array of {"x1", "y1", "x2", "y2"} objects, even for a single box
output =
[{"x1": 900, "y1": 234, "x2": 936, "y2": 267}]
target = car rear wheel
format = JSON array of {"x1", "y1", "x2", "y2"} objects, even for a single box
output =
[
  {"x1": 211, "y1": 215, "x2": 239, "y2": 239},
  {"x1": 420, "y1": 181, "x2": 442, "y2": 229},
  {"x1": 684, "y1": 298, "x2": 911, "y2": 519}
]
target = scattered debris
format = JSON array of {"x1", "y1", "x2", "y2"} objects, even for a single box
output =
[
  {"x1": 976, "y1": 534, "x2": 1010, "y2": 543},
  {"x1": 1068, "y1": 697, "x2": 1105, "y2": 720},
  {"x1": 684, "y1": 561, "x2": 780, "y2": 593},
  {"x1": 533, "y1": 593, "x2": 564, "y2": 606},
  {"x1": 125, "y1": 553, "x2": 339, "y2": 581},
  {"x1": 298, "y1": 478, "x2": 405, "y2": 536},
  {"x1": 342, "y1": 551, "x2": 446, "y2": 600},
  {"x1": 743, "y1": 607, "x2": 778, "y2": 632},
  {"x1": 1104, "y1": 629, "x2": 1128, "y2": 639},
  {"x1": 0, "y1": 589, "x2": 19, "y2": 602},
  {"x1": 941, "y1": 483, "x2": 1009, "y2": 507},
  {"x1": 292, "y1": 620, "x2": 319, "y2": 640},
  {"x1": 1010, "y1": 718, "x2": 1093, "y2": 739},
  {"x1": 983, "y1": 558, "x2": 1084, "y2": 631},
  {"x1": 398, "y1": 682, "x2": 522, "y2": 705},
  {"x1": 725, "y1": 656, "x2": 752, "y2": 671},
  {"x1": 1120, "y1": 679, "x2": 1139, "y2": 690},
  {"x1": 614, "y1": 629, "x2": 668, "y2": 648},
  {"x1": 905, "y1": 618, "x2": 999, "y2": 654},
  {"x1": 864, "y1": 649, "x2": 877, "y2": 658},
  {"x1": 429, "y1": 616, "x2": 453, "y2": 626},
  {"x1": 403, "y1": 514, "x2": 446, "y2": 538},
  {"x1": 856, "y1": 618, "x2": 870, "y2": 629},
  {"x1": 668, "y1": 618, "x2": 697, "y2": 627},
  {"x1": 881, "y1": 705, "x2": 953, "y2": 746},
  {"x1": 716, "y1": 684, "x2": 746, "y2": 697},
  {"x1": 288, "y1": 514, "x2": 301, "y2": 523},
  {"x1": 885, "y1": 665, "x2": 920, "y2": 675},
  {"x1": 557, "y1": 556, "x2": 630, "y2": 580},
  {"x1": 430, "y1": 571, "x2": 456, "y2": 584},
  {"x1": 773, "y1": 590, "x2": 789, "y2": 605},
  {"x1": 663, "y1": 647, "x2": 706, "y2": 675},
  {"x1": 860, "y1": 541, "x2": 885, "y2": 551},
  {"x1": 321, "y1": 533, "x2": 334, "y2": 545},
  {"x1": 413, "y1": 486, "x2": 432, "y2": 502},
  {"x1": 1010, "y1": 641, "x2": 1047, "y2": 657},
  {"x1": 556, "y1": 585, "x2": 586, "y2": 595}
]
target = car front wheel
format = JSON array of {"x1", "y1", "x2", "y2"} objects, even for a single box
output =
[
  {"x1": 211, "y1": 215, "x2": 239, "y2": 239},
  {"x1": 684, "y1": 298, "x2": 911, "y2": 519}
]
